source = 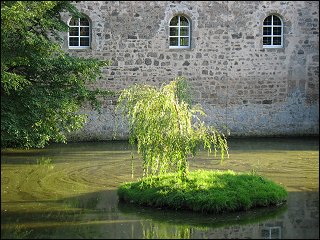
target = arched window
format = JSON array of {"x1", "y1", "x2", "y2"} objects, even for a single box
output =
[
  {"x1": 263, "y1": 15, "x2": 283, "y2": 48},
  {"x1": 169, "y1": 15, "x2": 190, "y2": 49},
  {"x1": 68, "y1": 16, "x2": 90, "y2": 49}
]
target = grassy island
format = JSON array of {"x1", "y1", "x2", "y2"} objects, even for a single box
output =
[
  {"x1": 118, "y1": 170, "x2": 287, "y2": 213},
  {"x1": 116, "y1": 79, "x2": 287, "y2": 214}
]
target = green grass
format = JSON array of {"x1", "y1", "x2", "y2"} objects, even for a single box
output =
[{"x1": 117, "y1": 170, "x2": 288, "y2": 213}]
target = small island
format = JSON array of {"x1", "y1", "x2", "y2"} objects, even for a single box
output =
[
  {"x1": 116, "y1": 78, "x2": 287, "y2": 213},
  {"x1": 118, "y1": 169, "x2": 287, "y2": 213}
]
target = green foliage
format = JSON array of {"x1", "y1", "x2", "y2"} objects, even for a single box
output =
[
  {"x1": 118, "y1": 170, "x2": 288, "y2": 213},
  {"x1": 116, "y1": 77, "x2": 229, "y2": 180},
  {"x1": 1, "y1": 1, "x2": 112, "y2": 148}
]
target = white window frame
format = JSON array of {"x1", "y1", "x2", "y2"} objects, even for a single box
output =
[
  {"x1": 68, "y1": 17, "x2": 91, "y2": 49},
  {"x1": 262, "y1": 15, "x2": 283, "y2": 48},
  {"x1": 169, "y1": 15, "x2": 191, "y2": 49}
]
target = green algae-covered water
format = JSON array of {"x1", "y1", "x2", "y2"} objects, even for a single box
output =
[{"x1": 1, "y1": 137, "x2": 319, "y2": 239}]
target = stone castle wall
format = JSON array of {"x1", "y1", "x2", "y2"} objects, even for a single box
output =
[{"x1": 59, "y1": 1, "x2": 319, "y2": 141}]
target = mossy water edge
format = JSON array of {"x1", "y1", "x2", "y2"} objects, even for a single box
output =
[{"x1": 117, "y1": 170, "x2": 288, "y2": 213}]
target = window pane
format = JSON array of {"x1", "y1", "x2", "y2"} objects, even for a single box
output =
[
  {"x1": 80, "y1": 37, "x2": 90, "y2": 46},
  {"x1": 170, "y1": 37, "x2": 178, "y2": 46},
  {"x1": 69, "y1": 27, "x2": 79, "y2": 36},
  {"x1": 69, "y1": 17, "x2": 78, "y2": 26},
  {"x1": 263, "y1": 27, "x2": 272, "y2": 35},
  {"x1": 69, "y1": 37, "x2": 79, "y2": 46},
  {"x1": 80, "y1": 27, "x2": 89, "y2": 36},
  {"x1": 273, "y1": 37, "x2": 282, "y2": 45},
  {"x1": 170, "y1": 16, "x2": 178, "y2": 26},
  {"x1": 170, "y1": 27, "x2": 178, "y2": 36},
  {"x1": 263, "y1": 37, "x2": 271, "y2": 45},
  {"x1": 80, "y1": 18, "x2": 89, "y2": 26},
  {"x1": 263, "y1": 16, "x2": 272, "y2": 25},
  {"x1": 273, "y1": 16, "x2": 282, "y2": 25},
  {"x1": 273, "y1": 27, "x2": 282, "y2": 35},
  {"x1": 180, "y1": 27, "x2": 189, "y2": 36},
  {"x1": 180, "y1": 16, "x2": 189, "y2": 26},
  {"x1": 180, "y1": 37, "x2": 189, "y2": 46}
]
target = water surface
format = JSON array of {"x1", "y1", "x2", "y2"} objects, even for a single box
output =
[{"x1": 1, "y1": 137, "x2": 319, "y2": 239}]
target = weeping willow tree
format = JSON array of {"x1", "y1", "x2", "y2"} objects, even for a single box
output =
[{"x1": 116, "y1": 77, "x2": 229, "y2": 180}]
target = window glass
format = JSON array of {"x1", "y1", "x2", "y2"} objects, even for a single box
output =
[
  {"x1": 169, "y1": 15, "x2": 190, "y2": 48},
  {"x1": 170, "y1": 37, "x2": 178, "y2": 46},
  {"x1": 263, "y1": 37, "x2": 271, "y2": 45},
  {"x1": 69, "y1": 37, "x2": 79, "y2": 46},
  {"x1": 273, "y1": 37, "x2": 282, "y2": 45},
  {"x1": 80, "y1": 27, "x2": 89, "y2": 36},
  {"x1": 69, "y1": 18, "x2": 78, "y2": 26},
  {"x1": 273, "y1": 27, "x2": 282, "y2": 35},
  {"x1": 180, "y1": 37, "x2": 189, "y2": 46},
  {"x1": 170, "y1": 27, "x2": 178, "y2": 36},
  {"x1": 263, "y1": 27, "x2": 272, "y2": 35},
  {"x1": 80, "y1": 38, "x2": 90, "y2": 46},
  {"x1": 69, "y1": 27, "x2": 78, "y2": 36},
  {"x1": 68, "y1": 16, "x2": 90, "y2": 48},
  {"x1": 180, "y1": 27, "x2": 189, "y2": 36},
  {"x1": 263, "y1": 15, "x2": 283, "y2": 48},
  {"x1": 263, "y1": 16, "x2": 272, "y2": 25},
  {"x1": 180, "y1": 16, "x2": 189, "y2": 26},
  {"x1": 80, "y1": 18, "x2": 89, "y2": 26},
  {"x1": 170, "y1": 16, "x2": 179, "y2": 26},
  {"x1": 273, "y1": 16, "x2": 282, "y2": 25}
]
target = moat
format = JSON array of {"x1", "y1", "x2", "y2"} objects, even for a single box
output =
[{"x1": 1, "y1": 137, "x2": 319, "y2": 239}]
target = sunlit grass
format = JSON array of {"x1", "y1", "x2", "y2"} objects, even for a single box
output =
[{"x1": 118, "y1": 170, "x2": 288, "y2": 213}]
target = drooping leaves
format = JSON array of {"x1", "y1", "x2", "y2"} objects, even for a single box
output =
[{"x1": 117, "y1": 77, "x2": 229, "y2": 180}]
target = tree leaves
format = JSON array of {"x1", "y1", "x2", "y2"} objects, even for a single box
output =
[
  {"x1": 117, "y1": 77, "x2": 229, "y2": 180},
  {"x1": 1, "y1": 1, "x2": 112, "y2": 148}
]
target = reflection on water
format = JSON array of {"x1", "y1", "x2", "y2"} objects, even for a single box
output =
[
  {"x1": 1, "y1": 137, "x2": 319, "y2": 239},
  {"x1": 261, "y1": 226, "x2": 281, "y2": 239}
]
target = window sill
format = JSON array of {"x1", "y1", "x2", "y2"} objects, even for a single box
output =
[
  {"x1": 68, "y1": 47, "x2": 91, "y2": 50},
  {"x1": 263, "y1": 45, "x2": 283, "y2": 49},
  {"x1": 169, "y1": 46, "x2": 190, "y2": 49}
]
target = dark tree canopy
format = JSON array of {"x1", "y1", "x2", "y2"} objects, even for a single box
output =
[{"x1": 1, "y1": 1, "x2": 111, "y2": 148}]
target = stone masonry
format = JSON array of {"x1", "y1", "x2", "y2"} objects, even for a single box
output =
[{"x1": 60, "y1": 1, "x2": 319, "y2": 141}]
